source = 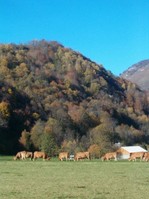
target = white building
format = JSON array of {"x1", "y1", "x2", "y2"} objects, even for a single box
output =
[{"x1": 117, "y1": 146, "x2": 147, "y2": 160}]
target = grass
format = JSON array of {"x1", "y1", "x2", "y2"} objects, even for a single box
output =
[{"x1": 0, "y1": 157, "x2": 149, "y2": 199}]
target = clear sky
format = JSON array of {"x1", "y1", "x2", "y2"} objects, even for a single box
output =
[{"x1": 0, "y1": 0, "x2": 149, "y2": 76}]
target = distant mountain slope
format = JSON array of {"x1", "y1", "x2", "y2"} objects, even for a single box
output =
[{"x1": 121, "y1": 60, "x2": 149, "y2": 90}]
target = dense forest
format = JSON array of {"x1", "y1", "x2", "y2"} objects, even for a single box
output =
[{"x1": 0, "y1": 40, "x2": 149, "y2": 157}]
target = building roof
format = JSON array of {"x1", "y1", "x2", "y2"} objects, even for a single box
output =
[{"x1": 121, "y1": 146, "x2": 147, "y2": 153}]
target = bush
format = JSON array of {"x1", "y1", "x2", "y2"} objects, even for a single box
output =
[{"x1": 88, "y1": 144, "x2": 100, "y2": 159}]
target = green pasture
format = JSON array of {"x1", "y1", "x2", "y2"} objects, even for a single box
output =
[{"x1": 0, "y1": 157, "x2": 149, "y2": 199}]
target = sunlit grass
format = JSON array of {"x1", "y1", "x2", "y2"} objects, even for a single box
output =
[{"x1": 0, "y1": 157, "x2": 149, "y2": 199}]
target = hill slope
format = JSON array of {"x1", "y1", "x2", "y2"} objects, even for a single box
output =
[
  {"x1": 0, "y1": 40, "x2": 149, "y2": 154},
  {"x1": 121, "y1": 60, "x2": 149, "y2": 90}
]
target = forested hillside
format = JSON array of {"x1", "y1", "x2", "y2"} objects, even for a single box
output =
[{"x1": 0, "y1": 40, "x2": 149, "y2": 156}]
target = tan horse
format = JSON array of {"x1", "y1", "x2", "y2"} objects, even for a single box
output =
[
  {"x1": 74, "y1": 152, "x2": 90, "y2": 161},
  {"x1": 13, "y1": 151, "x2": 26, "y2": 160},
  {"x1": 59, "y1": 152, "x2": 69, "y2": 161},
  {"x1": 33, "y1": 151, "x2": 50, "y2": 161}
]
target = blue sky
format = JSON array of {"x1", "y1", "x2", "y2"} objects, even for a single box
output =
[{"x1": 0, "y1": 0, "x2": 149, "y2": 76}]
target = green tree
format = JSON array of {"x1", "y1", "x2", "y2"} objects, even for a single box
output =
[
  {"x1": 30, "y1": 120, "x2": 45, "y2": 150},
  {"x1": 40, "y1": 133, "x2": 58, "y2": 157}
]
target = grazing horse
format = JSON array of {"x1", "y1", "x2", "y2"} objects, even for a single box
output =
[
  {"x1": 13, "y1": 151, "x2": 26, "y2": 160},
  {"x1": 59, "y1": 152, "x2": 69, "y2": 161},
  {"x1": 101, "y1": 152, "x2": 117, "y2": 161},
  {"x1": 129, "y1": 152, "x2": 145, "y2": 161},
  {"x1": 25, "y1": 152, "x2": 33, "y2": 160},
  {"x1": 33, "y1": 151, "x2": 50, "y2": 161},
  {"x1": 74, "y1": 152, "x2": 90, "y2": 161},
  {"x1": 143, "y1": 152, "x2": 149, "y2": 161}
]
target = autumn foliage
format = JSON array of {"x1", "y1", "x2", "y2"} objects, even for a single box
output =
[{"x1": 0, "y1": 40, "x2": 149, "y2": 155}]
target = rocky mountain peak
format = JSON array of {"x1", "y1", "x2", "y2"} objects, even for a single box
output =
[{"x1": 121, "y1": 59, "x2": 149, "y2": 90}]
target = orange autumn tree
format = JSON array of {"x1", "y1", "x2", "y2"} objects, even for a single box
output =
[{"x1": 19, "y1": 130, "x2": 31, "y2": 150}]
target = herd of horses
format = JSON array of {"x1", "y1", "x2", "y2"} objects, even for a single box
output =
[
  {"x1": 100, "y1": 151, "x2": 149, "y2": 161},
  {"x1": 13, "y1": 151, "x2": 90, "y2": 161},
  {"x1": 13, "y1": 150, "x2": 149, "y2": 161},
  {"x1": 13, "y1": 151, "x2": 50, "y2": 161}
]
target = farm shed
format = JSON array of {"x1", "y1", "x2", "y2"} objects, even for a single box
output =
[{"x1": 116, "y1": 146, "x2": 147, "y2": 160}]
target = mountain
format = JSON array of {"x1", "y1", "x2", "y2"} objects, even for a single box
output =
[
  {"x1": 121, "y1": 60, "x2": 149, "y2": 90},
  {"x1": 0, "y1": 40, "x2": 149, "y2": 155}
]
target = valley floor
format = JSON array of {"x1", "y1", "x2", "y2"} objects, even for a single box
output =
[{"x1": 0, "y1": 157, "x2": 149, "y2": 199}]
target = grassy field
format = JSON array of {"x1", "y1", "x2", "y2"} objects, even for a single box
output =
[{"x1": 0, "y1": 157, "x2": 149, "y2": 199}]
